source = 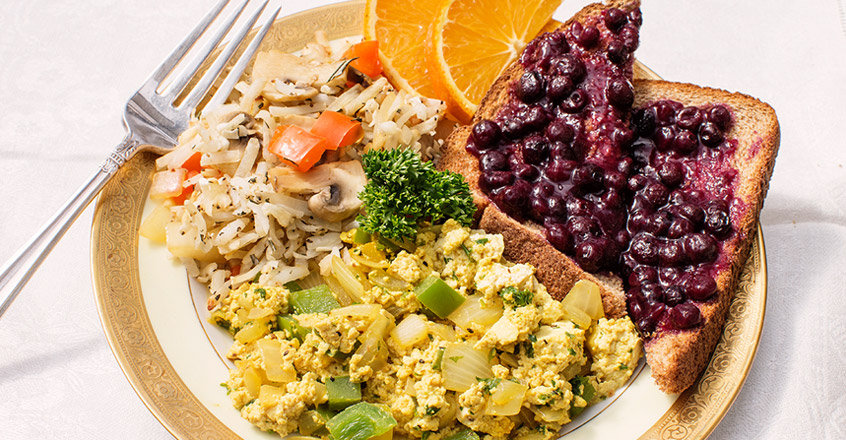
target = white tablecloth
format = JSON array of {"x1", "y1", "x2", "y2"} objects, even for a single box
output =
[{"x1": 1, "y1": 0, "x2": 843, "y2": 438}]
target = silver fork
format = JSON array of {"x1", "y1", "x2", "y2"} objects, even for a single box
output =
[{"x1": 0, "y1": 0, "x2": 281, "y2": 318}]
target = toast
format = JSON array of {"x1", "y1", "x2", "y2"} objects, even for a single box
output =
[
  {"x1": 436, "y1": 1, "x2": 779, "y2": 393},
  {"x1": 630, "y1": 80, "x2": 779, "y2": 392},
  {"x1": 439, "y1": 0, "x2": 642, "y2": 316}
]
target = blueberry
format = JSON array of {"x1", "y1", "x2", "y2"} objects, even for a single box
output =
[
  {"x1": 471, "y1": 119, "x2": 501, "y2": 149},
  {"x1": 682, "y1": 273, "x2": 718, "y2": 301},
  {"x1": 572, "y1": 163, "x2": 604, "y2": 191},
  {"x1": 479, "y1": 170, "x2": 513, "y2": 191},
  {"x1": 603, "y1": 8, "x2": 628, "y2": 32},
  {"x1": 480, "y1": 150, "x2": 508, "y2": 171},
  {"x1": 667, "y1": 217, "x2": 694, "y2": 239},
  {"x1": 641, "y1": 181, "x2": 669, "y2": 207},
  {"x1": 704, "y1": 201, "x2": 732, "y2": 236},
  {"x1": 607, "y1": 40, "x2": 628, "y2": 64},
  {"x1": 575, "y1": 239, "x2": 604, "y2": 271},
  {"x1": 676, "y1": 106, "x2": 703, "y2": 131},
  {"x1": 670, "y1": 302, "x2": 702, "y2": 329},
  {"x1": 517, "y1": 71, "x2": 544, "y2": 103},
  {"x1": 521, "y1": 135, "x2": 550, "y2": 165},
  {"x1": 707, "y1": 104, "x2": 732, "y2": 130},
  {"x1": 552, "y1": 55, "x2": 586, "y2": 83},
  {"x1": 573, "y1": 23, "x2": 600, "y2": 48},
  {"x1": 545, "y1": 222, "x2": 573, "y2": 252},
  {"x1": 545, "y1": 119, "x2": 575, "y2": 143},
  {"x1": 629, "y1": 233, "x2": 659, "y2": 264},
  {"x1": 560, "y1": 89, "x2": 589, "y2": 113},
  {"x1": 514, "y1": 163, "x2": 539, "y2": 180},
  {"x1": 545, "y1": 158, "x2": 576, "y2": 181},
  {"x1": 657, "y1": 161, "x2": 685, "y2": 188},
  {"x1": 607, "y1": 78, "x2": 634, "y2": 109},
  {"x1": 629, "y1": 265, "x2": 658, "y2": 287},
  {"x1": 683, "y1": 233, "x2": 718, "y2": 263},
  {"x1": 699, "y1": 122, "x2": 724, "y2": 147},
  {"x1": 654, "y1": 126, "x2": 677, "y2": 151},
  {"x1": 632, "y1": 107, "x2": 656, "y2": 137},
  {"x1": 673, "y1": 129, "x2": 698, "y2": 155},
  {"x1": 547, "y1": 75, "x2": 575, "y2": 102},
  {"x1": 620, "y1": 26, "x2": 639, "y2": 51},
  {"x1": 663, "y1": 286, "x2": 686, "y2": 306},
  {"x1": 659, "y1": 240, "x2": 686, "y2": 266},
  {"x1": 654, "y1": 101, "x2": 676, "y2": 126}
]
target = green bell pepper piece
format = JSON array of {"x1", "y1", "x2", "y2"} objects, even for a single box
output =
[
  {"x1": 326, "y1": 376, "x2": 362, "y2": 411},
  {"x1": 326, "y1": 402, "x2": 396, "y2": 440},
  {"x1": 444, "y1": 430, "x2": 480, "y2": 440},
  {"x1": 415, "y1": 275, "x2": 465, "y2": 318},
  {"x1": 290, "y1": 284, "x2": 340, "y2": 314}
]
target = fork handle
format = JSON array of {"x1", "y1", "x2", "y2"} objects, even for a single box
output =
[{"x1": 0, "y1": 135, "x2": 139, "y2": 318}]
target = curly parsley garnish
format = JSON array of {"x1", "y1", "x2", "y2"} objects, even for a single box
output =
[
  {"x1": 498, "y1": 286, "x2": 534, "y2": 308},
  {"x1": 357, "y1": 148, "x2": 476, "y2": 241}
]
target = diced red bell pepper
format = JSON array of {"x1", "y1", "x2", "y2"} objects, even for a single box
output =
[
  {"x1": 343, "y1": 40, "x2": 382, "y2": 78},
  {"x1": 268, "y1": 125, "x2": 329, "y2": 172},
  {"x1": 311, "y1": 110, "x2": 363, "y2": 150}
]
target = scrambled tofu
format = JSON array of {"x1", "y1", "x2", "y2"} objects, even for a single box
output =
[{"x1": 214, "y1": 220, "x2": 642, "y2": 439}]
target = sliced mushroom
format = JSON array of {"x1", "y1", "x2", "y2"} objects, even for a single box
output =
[
  {"x1": 219, "y1": 112, "x2": 257, "y2": 149},
  {"x1": 252, "y1": 50, "x2": 339, "y2": 87},
  {"x1": 269, "y1": 160, "x2": 366, "y2": 222},
  {"x1": 262, "y1": 79, "x2": 319, "y2": 103}
]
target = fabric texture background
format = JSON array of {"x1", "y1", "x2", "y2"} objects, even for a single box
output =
[{"x1": 0, "y1": 0, "x2": 843, "y2": 438}]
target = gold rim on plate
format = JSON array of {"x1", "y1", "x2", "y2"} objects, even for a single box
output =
[{"x1": 90, "y1": 1, "x2": 767, "y2": 438}]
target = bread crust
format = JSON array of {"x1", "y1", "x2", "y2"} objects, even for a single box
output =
[{"x1": 437, "y1": 1, "x2": 779, "y2": 395}]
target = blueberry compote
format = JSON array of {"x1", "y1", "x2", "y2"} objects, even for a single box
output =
[{"x1": 465, "y1": 7, "x2": 741, "y2": 337}]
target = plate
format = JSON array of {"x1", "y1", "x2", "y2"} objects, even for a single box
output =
[{"x1": 90, "y1": 1, "x2": 767, "y2": 439}]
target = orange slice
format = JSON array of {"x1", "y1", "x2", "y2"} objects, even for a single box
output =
[
  {"x1": 427, "y1": 0, "x2": 563, "y2": 123},
  {"x1": 363, "y1": 0, "x2": 442, "y2": 98}
]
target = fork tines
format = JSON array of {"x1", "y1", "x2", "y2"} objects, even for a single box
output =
[{"x1": 148, "y1": 0, "x2": 281, "y2": 114}]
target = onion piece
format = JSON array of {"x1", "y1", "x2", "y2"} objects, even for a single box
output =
[
  {"x1": 449, "y1": 295, "x2": 502, "y2": 330},
  {"x1": 369, "y1": 268, "x2": 410, "y2": 291},
  {"x1": 427, "y1": 322, "x2": 457, "y2": 342},
  {"x1": 485, "y1": 380, "x2": 528, "y2": 416},
  {"x1": 442, "y1": 343, "x2": 493, "y2": 392},
  {"x1": 331, "y1": 255, "x2": 364, "y2": 302},
  {"x1": 257, "y1": 338, "x2": 296, "y2": 383},
  {"x1": 562, "y1": 280, "x2": 604, "y2": 319},
  {"x1": 390, "y1": 314, "x2": 429, "y2": 350}
]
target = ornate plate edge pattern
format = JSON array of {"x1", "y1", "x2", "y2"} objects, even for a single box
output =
[{"x1": 90, "y1": 1, "x2": 768, "y2": 439}]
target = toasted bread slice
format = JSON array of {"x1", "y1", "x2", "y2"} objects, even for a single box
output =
[
  {"x1": 633, "y1": 80, "x2": 779, "y2": 393},
  {"x1": 437, "y1": 1, "x2": 779, "y2": 394},
  {"x1": 438, "y1": 0, "x2": 641, "y2": 316}
]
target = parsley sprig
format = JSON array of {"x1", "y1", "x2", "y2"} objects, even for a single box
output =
[{"x1": 357, "y1": 148, "x2": 476, "y2": 241}]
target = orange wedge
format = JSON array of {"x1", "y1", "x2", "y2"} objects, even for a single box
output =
[
  {"x1": 427, "y1": 0, "x2": 563, "y2": 123},
  {"x1": 363, "y1": 0, "x2": 442, "y2": 98}
]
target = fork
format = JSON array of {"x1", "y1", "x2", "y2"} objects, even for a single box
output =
[{"x1": 0, "y1": 0, "x2": 281, "y2": 318}]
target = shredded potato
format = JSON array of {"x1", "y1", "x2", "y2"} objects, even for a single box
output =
[{"x1": 148, "y1": 34, "x2": 445, "y2": 309}]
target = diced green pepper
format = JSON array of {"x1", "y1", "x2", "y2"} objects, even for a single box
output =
[
  {"x1": 415, "y1": 275, "x2": 465, "y2": 318},
  {"x1": 569, "y1": 376, "x2": 596, "y2": 417},
  {"x1": 277, "y1": 315, "x2": 310, "y2": 342},
  {"x1": 326, "y1": 402, "x2": 397, "y2": 440},
  {"x1": 326, "y1": 376, "x2": 362, "y2": 411},
  {"x1": 284, "y1": 281, "x2": 303, "y2": 292},
  {"x1": 353, "y1": 228, "x2": 372, "y2": 244},
  {"x1": 299, "y1": 409, "x2": 331, "y2": 436},
  {"x1": 290, "y1": 284, "x2": 340, "y2": 314},
  {"x1": 444, "y1": 429, "x2": 480, "y2": 440}
]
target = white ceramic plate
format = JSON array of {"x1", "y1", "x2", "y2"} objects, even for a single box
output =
[{"x1": 91, "y1": 2, "x2": 767, "y2": 438}]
